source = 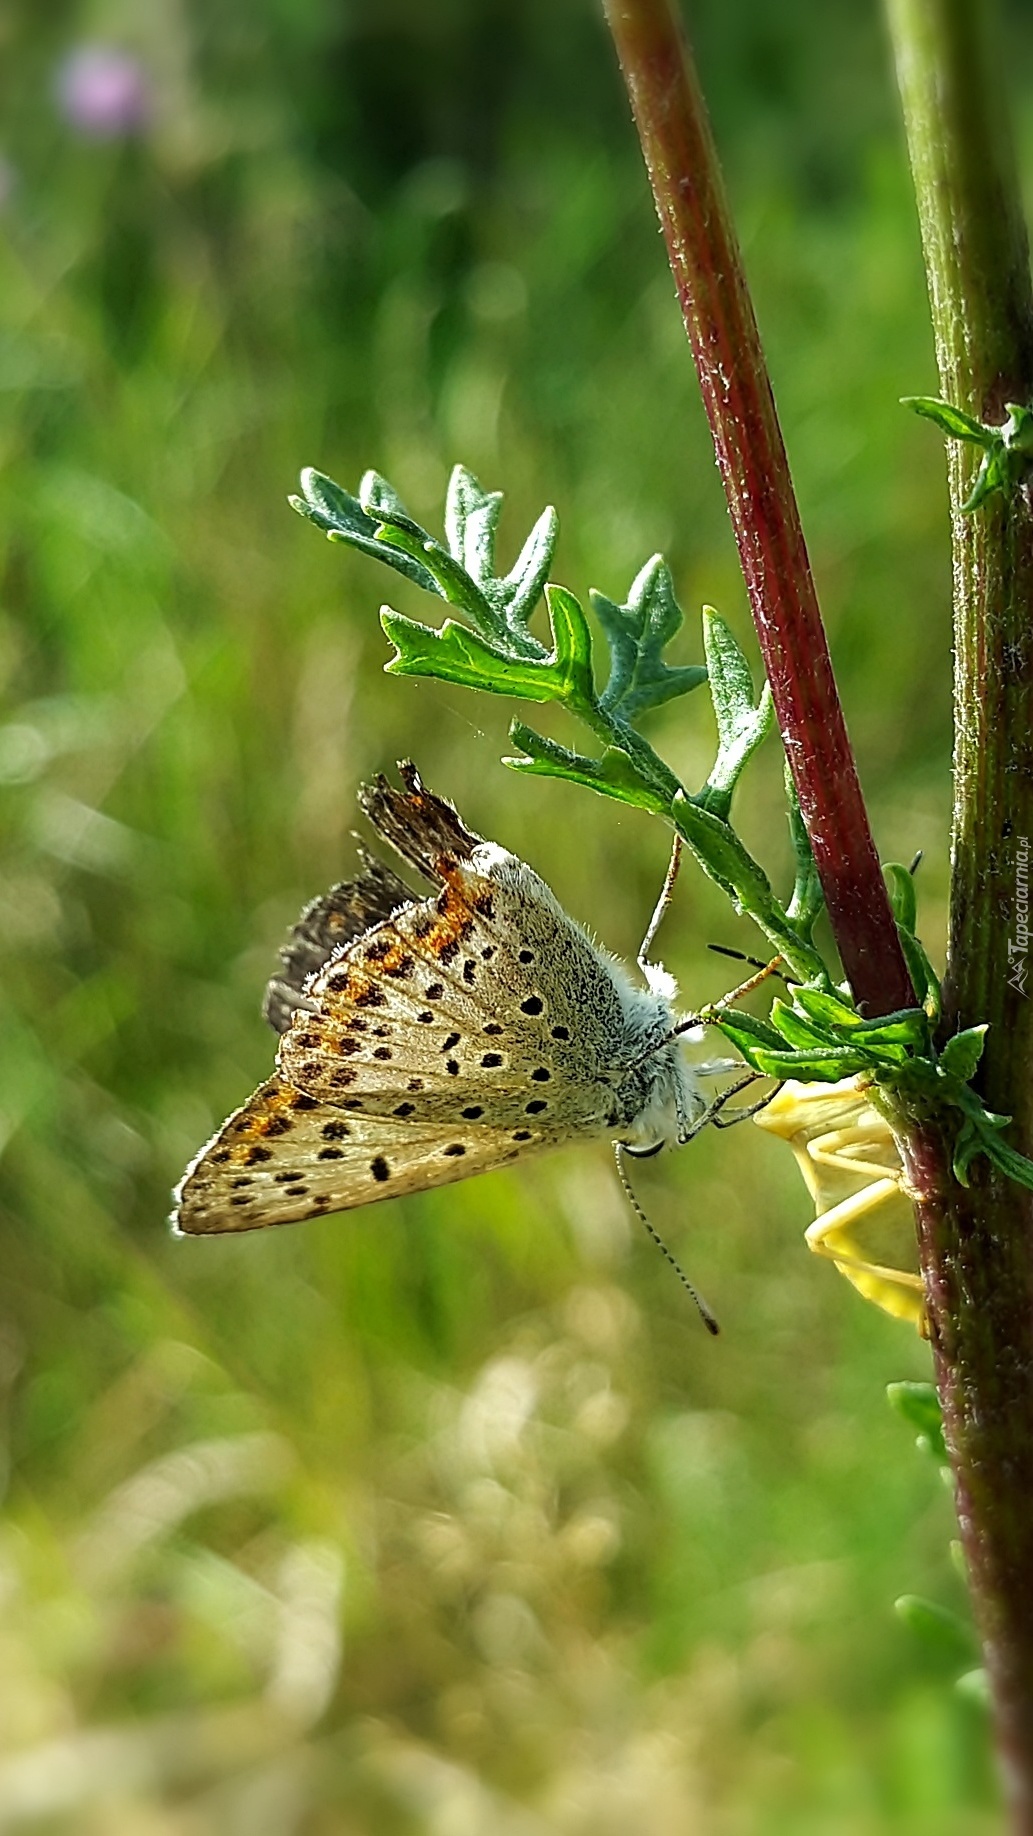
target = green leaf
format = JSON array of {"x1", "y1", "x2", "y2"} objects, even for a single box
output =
[
  {"x1": 951, "y1": 1117, "x2": 984, "y2": 1186},
  {"x1": 894, "y1": 1595, "x2": 975, "y2": 1660},
  {"x1": 700, "y1": 608, "x2": 774, "y2": 815},
  {"x1": 904, "y1": 398, "x2": 1033, "y2": 512},
  {"x1": 851, "y1": 1009, "x2": 931, "y2": 1048},
  {"x1": 886, "y1": 1380, "x2": 949, "y2": 1464},
  {"x1": 900, "y1": 926, "x2": 941, "y2": 1020},
  {"x1": 768, "y1": 999, "x2": 836, "y2": 1051},
  {"x1": 901, "y1": 396, "x2": 991, "y2": 444},
  {"x1": 505, "y1": 722, "x2": 670, "y2": 814},
  {"x1": 880, "y1": 861, "x2": 942, "y2": 1017},
  {"x1": 673, "y1": 793, "x2": 828, "y2": 985},
  {"x1": 499, "y1": 506, "x2": 558, "y2": 632},
  {"x1": 380, "y1": 581, "x2": 597, "y2": 709},
  {"x1": 1003, "y1": 402, "x2": 1033, "y2": 458},
  {"x1": 975, "y1": 1130, "x2": 1033, "y2": 1191},
  {"x1": 381, "y1": 610, "x2": 564, "y2": 700},
  {"x1": 359, "y1": 469, "x2": 411, "y2": 520},
  {"x1": 289, "y1": 468, "x2": 441, "y2": 595},
  {"x1": 544, "y1": 584, "x2": 596, "y2": 710},
  {"x1": 884, "y1": 861, "x2": 918, "y2": 935},
  {"x1": 373, "y1": 513, "x2": 505, "y2": 638},
  {"x1": 785, "y1": 768, "x2": 823, "y2": 938},
  {"x1": 444, "y1": 464, "x2": 504, "y2": 586},
  {"x1": 443, "y1": 464, "x2": 558, "y2": 637},
  {"x1": 673, "y1": 794, "x2": 777, "y2": 917},
  {"x1": 962, "y1": 445, "x2": 1009, "y2": 513},
  {"x1": 593, "y1": 557, "x2": 707, "y2": 721},
  {"x1": 947, "y1": 1088, "x2": 1033, "y2": 1190},
  {"x1": 792, "y1": 986, "x2": 866, "y2": 1031},
  {"x1": 939, "y1": 1025, "x2": 988, "y2": 1084},
  {"x1": 705, "y1": 1009, "x2": 789, "y2": 1054},
  {"x1": 955, "y1": 1668, "x2": 991, "y2": 1707},
  {"x1": 726, "y1": 1041, "x2": 874, "y2": 1081}
]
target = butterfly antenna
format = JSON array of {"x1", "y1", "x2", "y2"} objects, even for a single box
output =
[
  {"x1": 708, "y1": 943, "x2": 786, "y2": 984},
  {"x1": 613, "y1": 1145, "x2": 720, "y2": 1336}
]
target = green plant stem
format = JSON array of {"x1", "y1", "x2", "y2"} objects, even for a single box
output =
[
  {"x1": 601, "y1": 0, "x2": 914, "y2": 1017},
  {"x1": 889, "y1": 0, "x2": 1033, "y2": 1817}
]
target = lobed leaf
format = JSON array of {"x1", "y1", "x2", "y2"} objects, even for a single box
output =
[
  {"x1": 901, "y1": 396, "x2": 991, "y2": 444},
  {"x1": 289, "y1": 468, "x2": 441, "y2": 594},
  {"x1": 699, "y1": 608, "x2": 775, "y2": 815},
  {"x1": 593, "y1": 557, "x2": 706, "y2": 721},
  {"x1": 505, "y1": 722, "x2": 670, "y2": 813}
]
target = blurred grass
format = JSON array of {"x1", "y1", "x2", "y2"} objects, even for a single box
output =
[{"x1": 0, "y1": 0, "x2": 1020, "y2": 1828}]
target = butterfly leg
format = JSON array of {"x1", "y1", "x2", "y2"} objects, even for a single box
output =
[
  {"x1": 637, "y1": 832, "x2": 683, "y2": 974},
  {"x1": 710, "y1": 1081, "x2": 779, "y2": 1127},
  {"x1": 676, "y1": 1070, "x2": 766, "y2": 1144}
]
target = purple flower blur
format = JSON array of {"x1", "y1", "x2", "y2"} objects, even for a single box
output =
[{"x1": 55, "y1": 47, "x2": 150, "y2": 140}]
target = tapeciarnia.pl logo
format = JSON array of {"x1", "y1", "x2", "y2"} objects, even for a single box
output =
[{"x1": 1009, "y1": 836, "x2": 1030, "y2": 996}]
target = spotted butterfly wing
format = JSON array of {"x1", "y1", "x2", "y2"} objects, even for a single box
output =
[
  {"x1": 262, "y1": 852, "x2": 414, "y2": 1034},
  {"x1": 172, "y1": 1076, "x2": 546, "y2": 1233},
  {"x1": 172, "y1": 764, "x2": 691, "y2": 1237}
]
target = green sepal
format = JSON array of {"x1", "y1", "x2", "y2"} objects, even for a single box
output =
[
  {"x1": 699, "y1": 607, "x2": 775, "y2": 817},
  {"x1": 718, "y1": 1038, "x2": 875, "y2": 1082},
  {"x1": 703, "y1": 1009, "x2": 788, "y2": 1054},
  {"x1": 939, "y1": 1025, "x2": 988, "y2": 1084},
  {"x1": 505, "y1": 722, "x2": 670, "y2": 815},
  {"x1": 886, "y1": 1380, "x2": 948, "y2": 1464},
  {"x1": 791, "y1": 985, "x2": 868, "y2": 1031},
  {"x1": 593, "y1": 558, "x2": 707, "y2": 721},
  {"x1": 710, "y1": 1004, "x2": 872, "y2": 1079}
]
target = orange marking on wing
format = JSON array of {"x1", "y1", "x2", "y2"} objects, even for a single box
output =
[{"x1": 419, "y1": 876, "x2": 478, "y2": 960}]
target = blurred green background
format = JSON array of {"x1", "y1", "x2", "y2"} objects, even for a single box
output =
[{"x1": 0, "y1": 0, "x2": 1024, "y2": 1829}]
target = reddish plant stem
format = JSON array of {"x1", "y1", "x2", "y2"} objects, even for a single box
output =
[{"x1": 602, "y1": 0, "x2": 914, "y2": 1016}]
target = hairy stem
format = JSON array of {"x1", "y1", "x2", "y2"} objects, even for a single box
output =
[
  {"x1": 889, "y1": 0, "x2": 1033, "y2": 1818},
  {"x1": 601, "y1": 0, "x2": 913, "y2": 1015}
]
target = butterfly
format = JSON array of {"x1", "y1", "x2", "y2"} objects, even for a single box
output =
[{"x1": 171, "y1": 763, "x2": 733, "y2": 1240}]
